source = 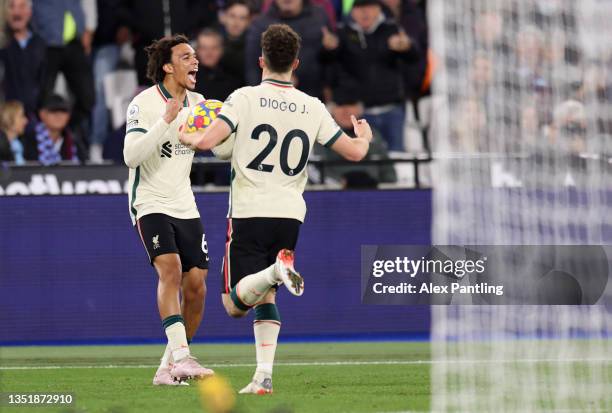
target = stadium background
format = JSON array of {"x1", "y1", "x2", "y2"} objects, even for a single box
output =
[{"x1": 1, "y1": 0, "x2": 611, "y2": 411}]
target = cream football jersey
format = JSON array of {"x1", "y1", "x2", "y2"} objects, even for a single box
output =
[
  {"x1": 125, "y1": 83, "x2": 205, "y2": 225},
  {"x1": 218, "y1": 78, "x2": 342, "y2": 222}
]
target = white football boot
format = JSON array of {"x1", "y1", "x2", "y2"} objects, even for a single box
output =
[
  {"x1": 170, "y1": 356, "x2": 214, "y2": 381},
  {"x1": 238, "y1": 377, "x2": 273, "y2": 395},
  {"x1": 152, "y1": 364, "x2": 189, "y2": 386},
  {"x1": 274, "y1": 249, "x2": 304, "y2": 296}
]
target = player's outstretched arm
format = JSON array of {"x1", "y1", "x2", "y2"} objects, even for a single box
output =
[
  {"x1": 329, "y1": 115, "x2": 373, "y2": 162},
  {"x1": 123, "y1": 98, "x2": 182, "y2": 168},
  {"x1": 179, "y1": 118, "x2": 232, "y2": 152}
]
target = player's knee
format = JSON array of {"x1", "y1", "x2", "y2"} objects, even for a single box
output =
[
  {"x1": 185, "y1": 281, "x2": 206, "y2": 302},
  {"x1": 156, "y1": 264, "x2": 182, "y2": 287},
  {"x1": 226, "y1": 305, "x2": 245, "y2": 319},
  {"x1": 228, "y1": 309, "x2": 244, "y2": 318},
  {"x1": 162, "y1": 271, "x2": 182, "y2": 289},
  {"x1": 222, "y1": 298, "x2": 246, "y2": 318}
]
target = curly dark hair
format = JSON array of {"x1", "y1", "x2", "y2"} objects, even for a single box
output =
[
  {"x1": 261, "y1": 24, "x2": 301, "y2": 74},
  {"x1": 145, "y1": 34, "x2": 191, "y2": 84}
]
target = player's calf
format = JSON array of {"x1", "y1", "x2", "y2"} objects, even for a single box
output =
[
  {"x1": 228, "y1": 250, "x2": 303, "y2": 313},
  {"x1": 181, "y1": 268, "x2": 208, "y2": 339},
  {"x1": 229, "y1": 266, "x2": 279, "y2": 309},
  {"x1": 183, "y1": 277, "x2": 206, "y2": 304}
]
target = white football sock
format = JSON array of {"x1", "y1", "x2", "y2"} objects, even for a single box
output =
[
  {"x1": 236, "y1": 264, "x2": 278, "y2": 306},
  {"x1": 253, "y1": 320, "x2": 280, "y2": 381},
  {"x1": 159, "y1": 343, "x2": 173, "y2": 368},
  {"x1": 165, "y1": 321, "x2": 190, "y2": 362}
]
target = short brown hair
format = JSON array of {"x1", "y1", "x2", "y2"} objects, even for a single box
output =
[
  {"x1": 145, "y1": 34, "x2": 191, "y2": 84},
  {"x1": 261, "y1": 24, "x2": 301, "y2": 73},
  {"x1": 197, "y1": 28, "x2": 223, "y2": 45}
]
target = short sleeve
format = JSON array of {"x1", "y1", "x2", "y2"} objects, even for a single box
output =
[
  {"x1": 316, "y1": 101, "x2": 343, "y2": 147},
  {"x1": 125, "y1": 99, "x2": 151, "y2": 135},
  {"x1": 218, "y1": 90, "x2": 247, "y2": 132}
]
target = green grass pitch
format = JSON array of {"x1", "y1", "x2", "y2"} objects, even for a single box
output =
[{"x1": 0, "y1": 341, "x2": 430, "y2": 413}]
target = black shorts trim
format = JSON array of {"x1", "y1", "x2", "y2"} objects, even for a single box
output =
[
  {"x1": 136, "y1": 213, "x2": 209, "y2": 273},
  {"x1": 222, "y1": 217, "x2": 300, "y2": 294}
]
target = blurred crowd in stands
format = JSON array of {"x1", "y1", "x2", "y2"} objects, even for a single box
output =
[
  {"x1": 446, "y1": 4, "x2": 610, "y2": 157},
  {"x1": 0, "y1": 1, "x2": 608, "y2": 187},
  {"x1": 0, "y1": 0, "x2": 428, "y2": 186}
]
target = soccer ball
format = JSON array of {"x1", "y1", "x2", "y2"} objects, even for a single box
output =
[
  {"x1": 198, "y1": 374, "x2": 235, "y2": 413},
  {"x1": 184, "y1": 99, "x2": 223, "y2": 133}
]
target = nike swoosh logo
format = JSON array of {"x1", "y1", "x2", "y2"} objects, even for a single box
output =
[
  {"x1": 249, "y1": 289, "x2": 263, "y2": 296},
  {"x1": 260, "y1": 343, "x2": 275, "y2": 347}
]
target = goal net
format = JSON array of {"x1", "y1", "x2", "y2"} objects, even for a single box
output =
[{"x1": 429, "y1": 0, "x2": 611, "y2": 411}]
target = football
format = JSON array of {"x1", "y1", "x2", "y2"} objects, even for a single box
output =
[{"x1": 184, "y1": 99, "x2": 223, "y2": 133}]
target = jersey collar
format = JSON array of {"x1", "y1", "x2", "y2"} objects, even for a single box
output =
[
  {"x1": 156, "y1": 82, "x2": 190, "y2": 107},
  {"x1": 261, "y1": 78, "x2": 294, "y2": 88}
]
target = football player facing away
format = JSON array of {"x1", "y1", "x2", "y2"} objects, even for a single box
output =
[
  {"x1": 123, "y1": 35, "x2": 213, "y2": 385},
  {"x1": 180, "y1": 24, "x2": 373, "y2": 394}
]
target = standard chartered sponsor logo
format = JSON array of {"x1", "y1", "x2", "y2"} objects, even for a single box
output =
[
  {"x1": 161, "y1": 141, "x2": 172, "y2": 158},
  {"x1": 174, "y1": 142, "x2": 193, "y2": 156},
  {"x1": 160, "y1": 142, "x2": 193, "y2": 158}
]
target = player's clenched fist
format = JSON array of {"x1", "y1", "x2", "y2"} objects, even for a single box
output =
[
  {"x1": 178, "y1": 125, "x2": 200, "y2": 150},
  {"x1": 163, "y1": 98, "x2": 182, "y2": 124}
]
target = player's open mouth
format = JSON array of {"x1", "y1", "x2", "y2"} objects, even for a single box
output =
[{"x1": 188, "y1": 70, "x2": 197, "y2": 83}]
